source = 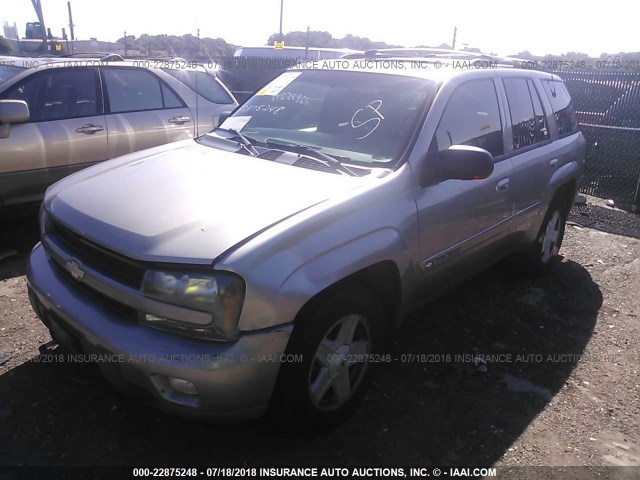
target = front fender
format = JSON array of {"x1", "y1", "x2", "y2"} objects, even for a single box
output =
[{"x1": 278, "y1": 227, "x2": 410, "y2": 316}]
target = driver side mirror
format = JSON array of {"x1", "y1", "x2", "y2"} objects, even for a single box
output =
[
  {"x1": 438, "y1": 145, "x2": 494, "y2": 180},
  {"x1": 0, "y1": 100, "x2": 30, "y2": 139}
]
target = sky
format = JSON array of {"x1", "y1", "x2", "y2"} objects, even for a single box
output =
[{"x1": 1, "y1": 0, "x2": 636, "y2": 57}]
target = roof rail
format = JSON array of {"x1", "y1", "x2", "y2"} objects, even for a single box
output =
[
  {"x1": 60, "y1": 52, "x2": 124, "y2": 61},
  {"x1": 342, "y1": 48, "x2": 528, "y2": 68}
]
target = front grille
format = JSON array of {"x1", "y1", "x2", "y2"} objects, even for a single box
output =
[
  {"x1": 48, "y1": 220, "x2": 146, "y2": 289},
  {"x1": 49, "y1": 253, "x2": 139, "y2": 322}
]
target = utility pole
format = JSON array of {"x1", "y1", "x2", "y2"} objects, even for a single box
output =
[
  {"x1": 197, "y1": 28, "x2": 200, "y2": 57},
  {"x1": 30, "y1": 0, "x2": 48, "y2": 47},
  {"x1": 279, "y1": 0, "x2": 284, "y2": 40},
  {"x1": 123, "y1": 30, "x2": 127, "y2": 57},
  {"x1": 67, "y1": 2, "x2": 75, "y2": 53},
  {"x1": 452, "y1": 26, "x2": 457, "y2": 50}
]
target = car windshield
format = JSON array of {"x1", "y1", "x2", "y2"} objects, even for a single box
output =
[
  {"x1": 218, "y1": 69, "x2": 435, "y2": 166},
  {"x1": 0, "y1": 65, "x2": 26, "y2": 84}
]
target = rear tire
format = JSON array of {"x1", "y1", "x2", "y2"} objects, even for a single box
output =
[
  {"x1": 272, "y1": 286, "x2": 386, "y2": 428},
  {"x1": 514, "y1": 198, "x2": 569, "y2": 276}
]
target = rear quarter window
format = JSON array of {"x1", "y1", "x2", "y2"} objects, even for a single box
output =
[
  {"x1": 542, "y1": 80, "x2": 578, "y2": 136},
  {"x1": 163, "y1": 69, "x2": 235, "y2": 105}
]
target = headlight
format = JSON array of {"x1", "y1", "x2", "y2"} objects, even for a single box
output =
[{"x1": 141, "y1": 270, "x2": 245, "y2": 340}]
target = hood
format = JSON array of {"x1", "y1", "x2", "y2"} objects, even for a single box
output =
[{"x1": 46, "y1": 141, "x2": 365, "y2": 264}]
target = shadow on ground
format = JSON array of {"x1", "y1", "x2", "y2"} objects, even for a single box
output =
[
  {"x1": 0, "y1": 258, "x2": 602, "y2": 466},
  {"x1": 0, "y1": 214, "x2": 40, "y2": 281}
]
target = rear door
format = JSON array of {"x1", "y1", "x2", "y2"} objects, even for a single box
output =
[
  {"x1": 499, "y1": 77, "x2": 556, "y2": 235},
  {"x1": 101, "y1": 67, "x2": 194, "y2": 159},
  {"x1": 161, "y1": 68, "x2": 237, "y2": 134},
  {"x1": 0, "y1": 67, "x2": 107, "y2": 206}
]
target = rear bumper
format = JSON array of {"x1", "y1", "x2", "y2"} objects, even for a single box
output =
[{"x1": 27, "y1": 242, "x2": 292, "y2": 422}]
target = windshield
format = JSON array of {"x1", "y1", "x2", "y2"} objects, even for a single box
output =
[
  {"x1": 223, "y1": 70, "x2": 435, "y2": 166},
  {"x1": 0, "y1": 65, "x2": 26, "y2": 84}
]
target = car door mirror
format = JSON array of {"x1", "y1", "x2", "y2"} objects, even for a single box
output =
[
  {"x1": 438, "y1": 145, "x2": 494, "y2": 180},
  {"x1": 0, "y1": 100, "x2": 30, "y2": 124},
  {"x1": 0, "y1": 100, "x2": 30, "y2": 139}
]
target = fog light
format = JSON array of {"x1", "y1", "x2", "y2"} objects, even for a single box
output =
[{"x1": 168, "y1": 377, "x2": 198, "y2": 396}]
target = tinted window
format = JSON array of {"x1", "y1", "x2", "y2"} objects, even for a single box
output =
[
  {"x1": 542, "y1": 80, "x2": 578, "y2": 136},
  {"x1": 528, "y1": 80, "x2": 550, "y2": 142},
  {"x1": 163, "y1": 69, "x2": 234, "y2": 104},
  {"x1": 503, "y1": 78, "x2": 550, "y2": 150},
  {"x1": 0, "y1": 65, "x2": 26, "y2": 84},
  {"x1": 435, "y1": 79, "x2": 503, "y2": 157},
  {"x1": 2, "y1": 68, "x2": 99, "y2": 122},
  {"x1": 161, "y1": 83, "x2": 183, "y2": 108},
  {"x1": 104, "y1": 68, "x2": 164, "y2": 113}
]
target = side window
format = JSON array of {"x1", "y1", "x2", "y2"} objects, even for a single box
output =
[
  {"x1": 162, "y1": 69, "x2": 235, "y2": 104},
  {"x1": 528, "y1": 80, "x2": 550, "y2": 142},
  {"x1": 2, "y1": 69, "x2": 99, "y2": 122},
  {"x1": 542, "y1": 80, "x2": 578, "y2": 136},
  {"x1": 435, "y1": 79, "x2": 503, "y2": 158},
  {"x1": 503, "y1": 78, "x2": 550, "y2": 150},
  {"x1": 104, "y1": 68, "x2": 184, "y2": 113},
  {"x1": 1, "y1": 74, "x2": 43, "y2": 118},
  {"x1": 161, "y1": 83, "x2": 183, "y2": 109}
]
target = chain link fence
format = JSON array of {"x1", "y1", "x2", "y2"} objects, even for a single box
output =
[{"x1": 553, "y1": 70, "x2": 640, "y2": 212}]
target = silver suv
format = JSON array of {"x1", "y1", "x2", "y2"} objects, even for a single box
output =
[
  {"x1": 0, "y1": 57, "x2": 237, "y2": 215},
  {"x1": 26, "y1": 59, "x2": 585, "y2": 425}
]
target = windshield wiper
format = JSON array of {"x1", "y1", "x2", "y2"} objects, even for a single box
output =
[
  {"x1": 214, "y1": 127, "x2": 259, "y2": 156},
  {"x1": 265, "y1": 138, "x2": 355, "y2": 176}
]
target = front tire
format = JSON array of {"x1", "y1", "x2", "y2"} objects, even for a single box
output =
[{"x1": 273, "y1": 286, "x2": 386, "y2": 427}]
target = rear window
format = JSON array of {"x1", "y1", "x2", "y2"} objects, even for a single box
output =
[
  {"x1": 542, "y1": 80, "x2": 578, "y2": 136},
  {"x1": 163, "y1": 69, "x2": 234, "y2": 104}
]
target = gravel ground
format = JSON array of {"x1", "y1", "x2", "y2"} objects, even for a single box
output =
[{"x1": 0, "y1": 208, "x2": 638, "y2": 471}]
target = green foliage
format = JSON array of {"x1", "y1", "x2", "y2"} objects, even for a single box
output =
[
  {"x1": 266, "y1": 30, "x2": 400, "y2": 50},
  {"x1": 115, "y1": 33, "x2": 235, "y2": 60}
]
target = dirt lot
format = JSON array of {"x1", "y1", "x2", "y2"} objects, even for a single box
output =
[{"x1": 0, "y1": 208, "x2": 638, "y2": 470}]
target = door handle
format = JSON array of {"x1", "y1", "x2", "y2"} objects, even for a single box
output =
[
  {"x1": 549, "y1": 158, "x2": 559, "y2": 169},
  {"x1": 496, "y1": 178, "x2": 510, "y2": 192},
  {"x1": 75, "y1": 124, "x2": 104, "y2": 134},
  {"x1": 168, "y1": 115, "x2": 191, "y2": 125}
]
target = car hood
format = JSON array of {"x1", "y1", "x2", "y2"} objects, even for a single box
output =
[{"x1": 46, "y1": 140, "x2": 367, "y2": 264}]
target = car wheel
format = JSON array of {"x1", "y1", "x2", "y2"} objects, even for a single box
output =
[
  {"x1": 516, "y1": 198, "x2": 568, "y2": 275},
  {"x1": 273, "y1": 286, "x2": 386, "y2": 428}
]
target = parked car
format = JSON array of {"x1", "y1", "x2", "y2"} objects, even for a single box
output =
[
  {"x1": 0, "y1": 56, "x2": 237, "y2": 215},
  {"x1": 27, "y1": 58, "x2": 585, "y2": 425}
]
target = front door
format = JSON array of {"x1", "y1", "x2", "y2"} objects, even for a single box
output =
[
  {"x1": 414, "y1": 79, "x2": 513, "y2": 294},
  {"x1": 0, "y1": 67, "x2": 107, "y2": 207}
]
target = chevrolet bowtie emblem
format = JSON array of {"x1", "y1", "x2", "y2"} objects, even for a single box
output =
[{"x1": 65, "y1": 259, "x2": 85, "y2": 281}]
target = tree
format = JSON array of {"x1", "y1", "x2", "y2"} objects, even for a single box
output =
[{"x1": 266, "y1": 30, "x2": 399, "y2": 50}]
